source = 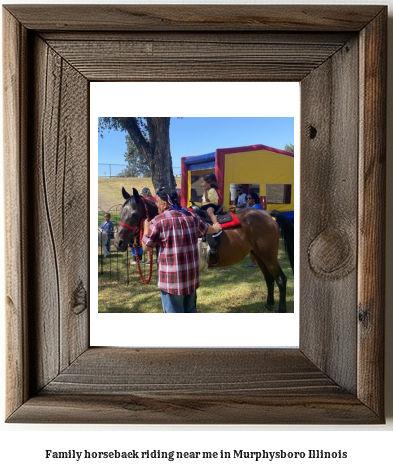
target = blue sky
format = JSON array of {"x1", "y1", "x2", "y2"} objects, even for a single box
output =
[{"x1": 98, "y1": 117, "x2": 294, "y2": 177}]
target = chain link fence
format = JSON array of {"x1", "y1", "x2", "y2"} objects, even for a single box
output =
[{"x1": 98, "y1": 205, "x2": 157, "y2": 285}]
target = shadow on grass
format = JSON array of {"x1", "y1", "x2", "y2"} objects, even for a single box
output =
[{"x1": 98, "y1": 243, "x2": 294, "y2": 313}]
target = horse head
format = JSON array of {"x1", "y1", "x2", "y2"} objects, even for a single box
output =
[{"x1": 114, "y1": 187, "x2": 146, "y2": 252}]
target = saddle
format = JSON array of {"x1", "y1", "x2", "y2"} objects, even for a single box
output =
[
  {"x1": 189, "y1": 203, "x2": 240, "y2": 266},
  {"x1": 189, "y1": 202, "x2": 234, "y2": 224}
]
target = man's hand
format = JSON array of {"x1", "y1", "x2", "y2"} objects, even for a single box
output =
[
  {"x1": 141, "y1": 219, "x2": 152, "y2": 252},
  {"x1": 212, "y1": 222, "x2": 222, "y2": 234}
]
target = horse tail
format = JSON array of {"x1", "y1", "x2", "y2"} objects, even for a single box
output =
[{"x1": 270, "y1": 211, "x2": 294, "y2": 272}]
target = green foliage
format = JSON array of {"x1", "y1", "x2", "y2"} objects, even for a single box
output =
[
  {"x1": 98, "y1": 117, "x2": 148, "y2": 138},
  {"x1": 284, "y1": 143, "x2": 294, "y2": 153},
  {"x1": 119, "y1": 135, "x2": 151, "y2": 177}
]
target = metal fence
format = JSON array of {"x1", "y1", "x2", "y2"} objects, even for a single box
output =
[
  {"x1": 98, "y1": 206, "x2": 157, "y2": 285},
  {"x1": 98, "y1": 163, "x2": 181, "y2": 178}
]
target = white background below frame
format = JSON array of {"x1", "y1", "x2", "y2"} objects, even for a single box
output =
[{"x1": 90, "y1": 82, "x2": 300, "y2": 348}]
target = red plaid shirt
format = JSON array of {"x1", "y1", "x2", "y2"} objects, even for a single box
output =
[{"x1": 142, "y1": 209, "x2": 210, "y2": 295}]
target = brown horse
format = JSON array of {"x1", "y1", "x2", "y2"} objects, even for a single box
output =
[{"x1": 115, "y1": 187, "x2": 294, "y2": 312}]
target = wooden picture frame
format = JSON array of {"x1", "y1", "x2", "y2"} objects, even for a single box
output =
[{"x1": 3, "y1": 5, "x2": 386, "y2": 424}]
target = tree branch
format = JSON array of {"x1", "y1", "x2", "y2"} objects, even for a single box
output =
[{"x1": 121, "y1": 118, "x2": 151, "y2": 164}]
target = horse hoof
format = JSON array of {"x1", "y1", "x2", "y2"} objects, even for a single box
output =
[{"x1": 264, "y1": 304, "x2": 275, "y2": 311}]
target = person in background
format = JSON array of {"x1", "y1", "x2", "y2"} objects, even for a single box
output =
[
  {"x1": 246, "y1": 192, "x2": 264, "y2": 210},
  {"x1": 245, "y1": 193, "x2": 263, "y2": 267},
  {"x1": 141, "y1": 187, "x2": 153, "y2": 198},
  {"x1": 100, "y1": 213, "x2": 114, "y2": 256},
  {"x1": 230, "y1": 186, "x2": 248, "y2": 212},
  {"x1": 131, "y1": 242, "x2": 144, "y2": 265},
  {"x1": 142, "y1": 186, "x2": 222, "y2": 313},
  {"x1": 141, "y1": 187, "x2": 157, "y2": 203}
]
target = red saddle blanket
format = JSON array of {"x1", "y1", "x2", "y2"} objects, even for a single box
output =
[
  {"x1": 220, "y1": 212, "x2": 241, "y2": 229},
  {"x1": 188, "y1": 208, "x2": 241, "y2": 230}
]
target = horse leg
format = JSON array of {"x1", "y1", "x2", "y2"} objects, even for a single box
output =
[
  {"x1": 275, "y1": 266, "x2": 288, "y2": 313},
  {"x1": 264, "y1": 263, "x2": 287, "y2": 312},
  {"x1": 252, "y1": 252, "x2": 275, "y2": 310},
  {"x1": 254, "y1": 252, "x2": 288, "y2": 312}
]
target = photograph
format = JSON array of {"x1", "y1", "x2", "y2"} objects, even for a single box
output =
[{"x1": 97, "y1": 117, "x2": 295, "y2": 314}]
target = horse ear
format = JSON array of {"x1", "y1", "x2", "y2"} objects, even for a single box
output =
[
  {"x1": 132, "y1": 187, "x2": 141, "y2": 203},
  {"x1": 122, "y1": 187, "x2": 131, "y2": 200}
]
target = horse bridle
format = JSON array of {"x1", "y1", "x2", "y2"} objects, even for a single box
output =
[
  {"x1": 119, "y1": 196, "x2": 151, "y2": 234},
  {"x1": 118, "y1": 221, "x2": 138, "y2": 232}
]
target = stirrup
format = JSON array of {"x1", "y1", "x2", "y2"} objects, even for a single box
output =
[{"x1": 207, "y1": 249, "x2": 219, "y2": 266}]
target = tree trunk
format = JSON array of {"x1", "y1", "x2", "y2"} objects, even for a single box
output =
[
  {"x1": 147, "y1": 118, "x2": 176, "y2": 191},
  {"x1": 124, "y1": 117, "x2": 176, "y2": 191}
]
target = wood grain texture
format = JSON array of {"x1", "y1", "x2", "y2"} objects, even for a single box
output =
[
  {"x1": 45, "y1": 35, "x2": 350, "y2": 82},
  {"x1": 40, "y1": 32, "x2": 354, "y2": 43},
  {"x1": 9, "y1": 392, "x2": 378, "y2": 425},
  {"x1": 7, "y1": 348, "x2": 379, "y2": 424},
  {"x1": 300, "y1": 36, "x2": 359, "y2": 393},
  {"x1": 3, "y1": 9, "x2": 30, "y2": 417},
  {"x1": 29, "y1": 36, "x2": 90, "y2": 389},
  {"x1": 358, "y1": 9, "x2": 387, "y2": 416},
  {"x1": 3, "y1": 5, "x2": 386, "y2": 424},
  {"x1": 3, "y1": 5, "x2": 384, "y2": 32}
]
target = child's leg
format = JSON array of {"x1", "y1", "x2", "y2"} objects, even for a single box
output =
[
  {"x1": 206, "y1": 207, "x2": 217, "y2": 224},
  {"x1": 206, "y1": 207, "x2": 222, "y2": 240}
]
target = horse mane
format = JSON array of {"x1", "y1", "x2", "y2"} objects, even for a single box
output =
[
  {"x1": 143, "y1": 197, "x2": 158, "y2": 218},
  {"x1": 132, "y1": 195, "x2": 158, "y2": 219}
]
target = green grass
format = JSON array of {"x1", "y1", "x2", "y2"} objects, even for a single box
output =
[
  {"x1": 98, "y1": 177, "x2": 179, "y2": 211},
  {"x1": 98, "y1": 241, "x2": 294, "y2": 313}
]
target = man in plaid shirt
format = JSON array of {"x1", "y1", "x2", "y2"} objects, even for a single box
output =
[{"x1": 142, "y1": 187, "x2": 222, "y2": 313}]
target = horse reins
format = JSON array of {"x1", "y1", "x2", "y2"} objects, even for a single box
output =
[
  {"x1": 132, "y1": 219, "x2": 153, "y2": 285},
  {"x1": 119, "y1": 196, "x2": 154, "y2": 285}
]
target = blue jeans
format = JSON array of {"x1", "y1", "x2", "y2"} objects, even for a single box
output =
[{"x1": 160, "y1": 291, "x2": 197, "y2": 313}]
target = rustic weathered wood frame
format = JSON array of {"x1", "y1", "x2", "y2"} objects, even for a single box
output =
[{"x1": 3, "y1": 5, "x2": 386, "y2": 424}]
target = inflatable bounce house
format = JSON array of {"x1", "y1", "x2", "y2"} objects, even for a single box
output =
[{"x1": 180, "y1": 144, "x2": 294, "y2": 222}]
